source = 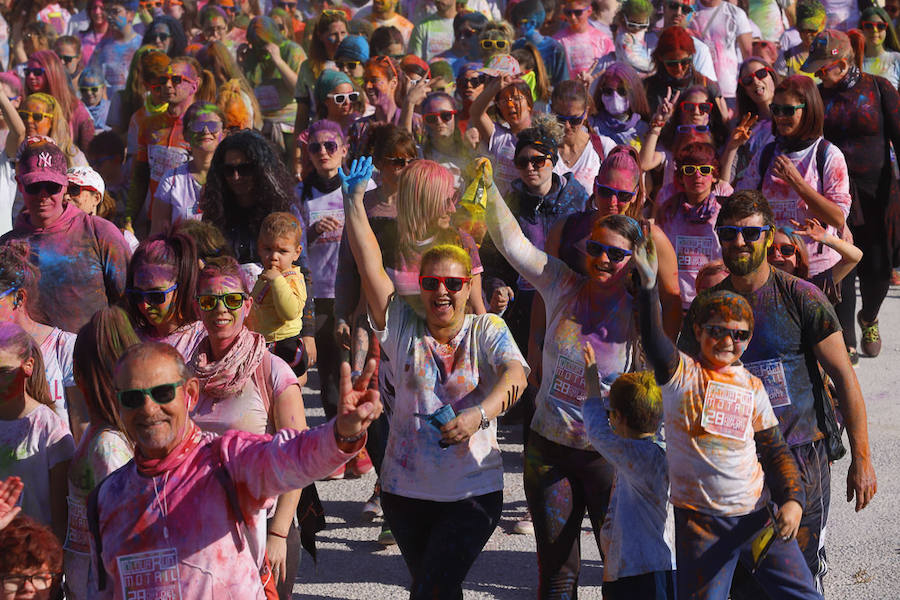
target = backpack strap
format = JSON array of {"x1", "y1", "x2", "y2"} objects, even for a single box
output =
[
  {"x1": 589, "y1": 133, "x2": 606, "y2": 161},
  {"x1": 815, "y1": 138, "x2": 830, "y2": 189}
]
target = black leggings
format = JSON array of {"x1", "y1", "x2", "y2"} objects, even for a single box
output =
[
  {"x1": 524, "y1": 433, "x2": 615, "y2": 599},
  {"x1": 381, "y1": 491, "x2": 503, "y2": 600}
]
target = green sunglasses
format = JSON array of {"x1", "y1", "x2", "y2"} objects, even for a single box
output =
[{"x1": 117, "y1": 379, "x2": 185, "y2": 409}]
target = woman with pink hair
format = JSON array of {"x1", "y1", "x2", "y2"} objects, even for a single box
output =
[{"x1": 24, "y1": 50, "x2": 94, "y2": 150}]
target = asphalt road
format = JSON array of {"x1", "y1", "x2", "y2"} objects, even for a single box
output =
[{"x1": 292, "y1": 287, "x2": 900, "y2": 599}]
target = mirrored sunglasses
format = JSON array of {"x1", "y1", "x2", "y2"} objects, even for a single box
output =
[{"x1": 196, "y1": 292, "x2": 248, "y2": 311}]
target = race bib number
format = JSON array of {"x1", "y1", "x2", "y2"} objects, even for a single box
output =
[
  {"x1": 769, "y1": 198, "x2": 799, "y2": 226},
  {"x1": 701, "y1": 380, "x2": 755, "y2": 441},
  {"x1": 117, "y1": 548, "x2": 182, "y2": 600},
  {"x1": 148, "y1": 145, "x2": 189, "y2": 183},
  {"x1": 676, "y1": 235, "x2": 717, "y2": 271},
  {"x1": 64, "y1": 497, "x2": 90, "y2": 555},
  {"x1": 744, "y1": 359, "x2": 791, "y2": 408},
  {"x1": 549, "y1": 353, "x2": 586, "y2": 411}
]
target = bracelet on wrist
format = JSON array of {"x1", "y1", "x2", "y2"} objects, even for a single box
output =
[
  {"x1": 267, "y1": 530, "x2": 288, "y2": 539},
  {"x1": 333, "y1": 422, "x2": 366, "y2": 445}
]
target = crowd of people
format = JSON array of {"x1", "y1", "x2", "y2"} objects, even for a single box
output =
[{"x1": 0, "y1": 0, "x2": 889, "y2": 598}]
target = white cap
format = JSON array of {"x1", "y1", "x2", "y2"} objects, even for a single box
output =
[{"x1": 66, "y1": 166, "x2": 105, "y2": 196}]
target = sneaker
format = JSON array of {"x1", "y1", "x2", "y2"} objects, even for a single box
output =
[
  {"x1": 377, "y1": 523, "x2": 395, "y2": 546},
  {"x1": 325, "y1": 463, "x2": 345, "y2": 480},
  {"x1": 848, "y1": 348, "x2": 859, "y2": 367},
  {"x1": 346, "y1": 448, "x2": 374, "y2": 478},
  {"x1": 513, "y1": 512, "x2": 534, "y2": 535},
  {"x1": 857, "y1": 312, "x2": 882, "y2": 357},
  {"x1": 362, "y1": 483, "x2": 382, "y2": 521}
]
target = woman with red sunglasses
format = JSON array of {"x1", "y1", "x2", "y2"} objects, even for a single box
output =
[
  {"x1": 859, "y1": 6, "x2": 900, "y2": 87},
  {"x1": 340, "y1": 155, "x2": 528, "y2": 598},
  {"x1": 417, "y1": 91, "x2": 473, "y2": 183}
]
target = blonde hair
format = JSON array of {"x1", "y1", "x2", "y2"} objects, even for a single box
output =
[
  {"x1": 24, "y1": 93, "x2": 79, "y2": 165},
  {"x1": 396, "y1": 160, "x2": 456, "y2": 248},
  {"x1": 421, "y1": 244, "x2": 472, "y2": 276}
]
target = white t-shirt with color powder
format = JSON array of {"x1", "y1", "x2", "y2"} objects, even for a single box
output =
[
  {"x1": 155, "y1": 162, "x2": 203, "y2": 225},
  {"x1": 41, "y1": 327, "x2": 77, "y2": 427},
  {"x1": 688, "y1": 2, "x2": 753, "y2": 98}
]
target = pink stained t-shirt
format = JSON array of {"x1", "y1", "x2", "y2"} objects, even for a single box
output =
[
  {"x1": 91, "y1": 425, "x2": 355, "y2": 600},
  {"x1": 553, "y1": 26, "x2": 615, "y2": 79},
  {"x1": 661, "y1": 353, "x2": 778, "y2": 516},
  {"x1": 139, "y1": 321, "x2": 207, "y2": 362}
]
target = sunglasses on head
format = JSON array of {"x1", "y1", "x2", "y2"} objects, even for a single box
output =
[
  {"x1": 58, "y1": 54, "x2": 78, "y2": 64},
  {"x1": 480, "y1": 39, "x2": 509, "y2": 50},
  {"x1": 309, "y1": 140, "x2": 339, "y2": 154},
  {"x1": 676, "y1": 123, "x2": 710, "y2": 133},
  {"x1": 702, "y1": 324, "x2": 751, "y2": 342},
  {"x1": 222, "y1": 162, "x2": 254, "y2": 178},
  {"x1": 770, "y1": 102, "x2": 805, "y2": 117},
  {"x1": 328, "y1": 91, "x2": 360, "y2": 104},
  {"x1": 127, "y1": 284, "x2": 178, "y2": 306},
  {"x1": 459, "y1": 74, "x2": 485, "y2": 87},
  {"x1": 24, "y1": 181, "x2": 63, "y2": 196},
  {"x1": 861, "y1": 21, "x2": 888, "y2": 31},
  {"x1": 24, "y1": 67, "x2": 46, "y2": 77},
  {"x1": 514, "y1": 154, "x2": 550, "y2": 169},
  {"x1": 556, "y1": 111, "x2": 585, "y2": 125},
  {"x1": 197, "y1": 292, "x2": 248, "y2": 311},
  {"x1": 419, "y1": 275, "x2": 470, "y2": 292},
  {"x1": 384, "y1": 156, "x2": 414, "y2": 167},
  {"x1": 585, "y1": 240, "x2": 633, "y2": 263},
  {"x1": 150, "y1": 31, "x2": 171, "y2": 42},
  {"x1": 667, "y1": 1, "x2": 694, "y2": 13},
  {"x1": 679, "y1": 164, "x2": 715, "y2": 176},
  {"x1": 188, "y1": 119, "x2": 223, "y2": 134},
  {"x1": 18, "y1": 110, "x2": 53, "y2": 123},
  {"x1": 563, "y1": 7, "x2": 586, "y2": 16},
  {"x1": 424, "y1": 110, "x2": 456, "y2": 124},
  {"x1": 336, "y1": 60, "x2": 362, "y2": 71},
  {"x1": 663, "y1": 57, "x2": 693, "y2": 67},
  {"x1": 117, "y1": 380, "x2": 184, "y2": 410},
  {"x1": 767, "y1": 243, "x2": 797, "y2": 257},
  {"x1": 740, "y1": 66, "x2": 774, "y2": 87},
  {"x1": 593, "y1": 182, "x2": 637, "y2": 203},
  {"x1": 680, "y1": 101, "x2": 712, "y2": 114},
  {"x1": 715, "y1": 225, "x2": 771, "y2": 242}
]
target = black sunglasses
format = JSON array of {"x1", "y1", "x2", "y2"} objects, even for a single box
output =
[
  {"x1": 384, "y1": 156, "x2": 414, "y2": 167},
  {"x1": 702, "y1": 324, "x2": 751, "y2": 342},
  {"x1": 309, "y1": 140, "x2": 339, "y2": 154},
  {"x1": 222, "y1": 162, "x2": 254, "y2": 178},
  {"x1": 24, "y1": 181, "x2": 63, "y2": 196},
  {"x1": 601, "y1": 87, "x2": 626, "y2": 97},
  {"x1": 127, "y1": 284, "x2": 178, "y2": 306},
  {"x1": 150, "y1": 32, "x2": 171, "y2": 42},
  {"x1": 24, "y1": 67, "x2": 46, "y2": 77},
  {"x1": 716, "y1": 225, "x2": 771, "y2": 242},
  {"x1": 58, "y1": 54, "x2": 78, "y2": 64},
  {"x1": 424, "y1": 110, "x2": 456, "y2": 124},
  {"x1": 667, "y1": 1, "x2": 694, "y2": 12},
  {"x1": 593, "y1": 182, "x2": 637, "y2": 203},
  {"x1": 740, "y1": 66, "x2": 773, "y2": 87},
  {"x1": 770, "y1": 103, "x2": 806, "y2": 117},
  {"x1": 117, "y1": 379, "x2": 185, "y2": 410},
  {"x1": 80, "y1": 86, "x2": 102, "y2": 94},
  {"x1": 563, "y1": 8, "x2": 586, "y2": 16},
  {"x1": 514, "y1": 154, "x2": 550, "y2": 169},
  {"x1": 586, "y1": 240, "x2": 633, "y2": 263},
  {"x1": 767, "y1": 243, "x2": 797, "y2": 257},
  {"x1": 459, "y1": 74, "x2": 485, "y2": 88},
  {"x1": 419, "y1": 275, "x2": 470, "y2": 292},
  {"x1": 556, "y1": 112, "x2": 585, "y2": 126},
  {"x1": 663, "y1": 57, "x2": 693, "y2": 67}
]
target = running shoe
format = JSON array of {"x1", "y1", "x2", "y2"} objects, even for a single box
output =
[
  {"x1": 377, "y1": 523, "x2": 395, "y2": 546},
  {"x1": 346, "y1": 448, "x2": 374, "y2": 478},
  {"x1": 513, "y1": 512, "x2": 534, "y2": 535},
  {"x1": 858, "y1": 312, "x2": 882, "y2": 357},
  {"x1": 362, "y1": 481, "x2": 382, "y2": 521}
]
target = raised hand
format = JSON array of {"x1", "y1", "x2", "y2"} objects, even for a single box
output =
[
  {"x1": 0, "y1": 476, "x2": 23, "y2": 531},
  {"x1": 339, "y1": 156, "x2": 374, "y2": 197},
  {"x1": 728, "y1": 113, "x2": 758, "y2": 149},
  {"x1": 581, "y1": 343, "x2": 602, "y2": 398},
  {"x1": 335, "y1": 359, "x2": 383, "y2": 442},
  {"x1": 631, "y1": 229, "x2": 658, "y2": 289},
  {"x1": 789, "y1": 217, "x2": 827, "y2": 242},
  {"x1": 651, "y1": 87, "x2": 679, "y2": 128},
  {"x1": 405, "y1": 75, "x2": 435, "y2": 107}
]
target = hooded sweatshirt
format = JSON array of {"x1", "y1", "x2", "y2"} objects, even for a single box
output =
[{"x1": 0, "y1": 203, "x2": 130, "y2": 333}]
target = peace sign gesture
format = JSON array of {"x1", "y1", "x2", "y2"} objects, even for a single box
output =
[
  {"x1": 727, "y1": 113, "x2": 758, "y2": 150},
  {"x1": 651, "y1": 87, "x2": 680, "y2": 130}
]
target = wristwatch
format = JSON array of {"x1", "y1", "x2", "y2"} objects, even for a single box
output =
[{"x1": 477, "y1": 404, "x2": 490, "y2": 430}]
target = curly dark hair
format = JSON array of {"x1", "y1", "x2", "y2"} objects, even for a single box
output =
[
  {"x1": 200, "y1": 130, "x2": 295, "y2": 256},
  {"x1": 0, "y1": 515, "x2": 63, "y2": 574}
]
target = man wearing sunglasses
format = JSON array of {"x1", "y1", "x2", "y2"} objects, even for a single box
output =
[
  {"x1": 553, "y1": 0, "x2": 614, "y2": 78},
  {"x1": 88, "y1": 342, "x2": 381, "y2": 599},
  {"x1": 437, "y1": 12, "x2": 488, "y2": 73},
  {"x1": 86, "y1": 0, "x2": 142, "y2": 94},
  {"x1": 679, "y1": 190, "x2": 877, "y2": 592},
  {"x1": 1, "y1": 140, "x2": 129, "y2": 334}
]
